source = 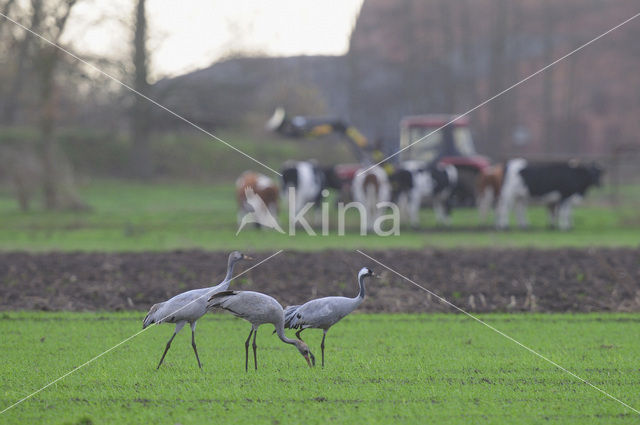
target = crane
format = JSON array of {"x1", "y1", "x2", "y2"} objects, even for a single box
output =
[
  {"x1": 142, "y1": 251, "x2": 251, "y2": 369},
  {"x1": 282, "y1": 267, "x2": 375, "y2": 367},
  {"x1": 207, "y1": 290, "x2": 315, "y2": 371}
]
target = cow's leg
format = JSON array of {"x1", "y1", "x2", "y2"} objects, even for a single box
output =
[
  {"x1": 515, "y1": 197, "x2": 529, "y2": 229},
  {"x1": 546, "y1": 203, "x2": 558, "y2": 229},
  {"x1": 557, "y1": 200, "x2": 570, "y2": 231},
  {"x1": 444, "y1": 194, "x2": 454, "y2": 225},
  {"x1": 495, "y1": 188, "x2": 514, "y2": 230},
  {"x1": 397, "y1": 192, "x2": 409, "y2": 223},
  {"x1": 408, "y1": 190, "x2": 421, "y2": 228},
  {"x1": 558, "y1": 196, "x2": 579, "y2": 231},
  {"x1": 569, "y1": 194, "x2": 582, "y2": 229},
  {"x1": 496, "y1": 163, "x2": 527, "y2": 230},
  {"x1": 364, "y1": 185, "x2": 376, "y2": 230},
  {"x1": 478, "y1": 187, "x2": 494, "y2": 223},
  {"x1": 433, "y1": 197, "x2": 448, "y2": 226}
]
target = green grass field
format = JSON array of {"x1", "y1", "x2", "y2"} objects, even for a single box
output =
[
  {"x1": 1, "y1": 180, "x2": 638, "y2": 252},
  {"x1": 1, "y1": 312, "x2": 639, "y2": 424}
]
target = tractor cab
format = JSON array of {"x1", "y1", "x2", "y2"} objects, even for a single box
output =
[
  {"x1": 399, "y1": 114, "x2": 490, "y2": 205},
  {"x1": 399, "y1": 115, "x2": 479, "y2": 163}
]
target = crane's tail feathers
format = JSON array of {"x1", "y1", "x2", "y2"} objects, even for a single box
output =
[
  {"x1": 206, "y1": 290, "x2": 240, "y2": 311},
  {"x1": 208, "y1": 290, "x2": 238, "y2": 301},
  {"x1": 271, "y1": 305, "x2": 302, "y2": 335},
  {"x1": 283, "y1": 305, "x2": 301, "y2": 328}
]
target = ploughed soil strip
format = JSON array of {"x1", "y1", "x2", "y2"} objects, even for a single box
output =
[{"x1": 0, "y1": 248, "x2": 638, "y2": 313}]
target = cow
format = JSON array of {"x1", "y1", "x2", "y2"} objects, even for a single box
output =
[
  {"x1": 235, "y1": 171, "x2": 280, "y2": 229},
  {"x1": 351, "y1": 165, "x2": 392, "y2": 230},
  {"x1": 496, "y1": 158, "x2": 602, "y2": 230},
  {"x1": 280, "y1": 160, "x2": 342, "y2": 219},
  {"x1": 390, "y1": 161, "x2": 458, "y2": 227},
  {"x1": 476, "y1": 163, "x2": 505, "y2": 223}
]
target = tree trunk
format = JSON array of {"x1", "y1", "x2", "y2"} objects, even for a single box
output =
[
  {"x1": 459, "y1": 0, "x2": 478, "y2": 109},
  {"x1": 34, "y1": 0, "x2": 87, "y2": 211},
  {"x1": 485, "y1": 0, "x2": 510, "y2": 157},
  {"x1": 38, "y1": 47, "x2": 87, "y2": 211},
  {"x1": 541, "y1": 0, "x2": 555, "y2": 152},
  {"x1": 130, "y1": 0, "x2": 153, "y2": 179},
  {"x1": 2, "y1": 0, "x2": 41, "y2": 124},
  {"x1": 439, "y1": 0, "x2": 456, "y2": 113},
  {"x1": 0, "y1": 0, "x2": 16, "y2": 36}
]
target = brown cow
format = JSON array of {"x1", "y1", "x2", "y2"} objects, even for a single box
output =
[
  {"x1": 235, "y1": 171, "x2": 279, "y2": 229},
  {"x1": 476, "y1": 164, "x2": 504, "y2": 222}
]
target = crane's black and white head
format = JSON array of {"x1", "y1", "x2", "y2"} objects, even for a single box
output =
[
  {"x1": 293, "y1": 340, "x2": 316, "y2": 367},
  {"x1": 358, "y1": 267, "x2": 375, "y2": 279},
  {"x1": 229, "y1": 251, "x2": 252, "y2": 263}
]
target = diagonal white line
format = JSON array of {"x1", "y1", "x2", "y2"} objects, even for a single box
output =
[
  {"x1": 0, "y1": 250, "x2": 283, "y2": 415},
  {"x1": 357, "y1": 249, "x2": 640, "y2": 416},
  {"x1": 358, "y1": 10, "x2": 640, "y2": 176},
  {"x1": 0, "y1": 12, "x2": 282, "y2": 177}
]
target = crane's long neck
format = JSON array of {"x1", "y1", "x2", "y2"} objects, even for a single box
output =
[
  {"x1": 223, "y1": 256, "x2": 238, "y2": 283},
  {"x1": 209, "y1": 257, "x2": 238, "y2": 293},
  {"x1": 274, "y1": 316, "x2": 297, "y2": 345},
  {"x1": 356, "y1": 273, "x2": 367, "y2": 300}
]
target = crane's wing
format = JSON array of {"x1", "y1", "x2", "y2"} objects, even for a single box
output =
[
  {"x1": 286, "y1": 297, "x2": 352, "y2": 329},
  {"x1": 283, "y1": 305, "x2": 301, "y2": 328},
  {"x1": 207, "y1": 290, "x2": 250, "y2": 319}
]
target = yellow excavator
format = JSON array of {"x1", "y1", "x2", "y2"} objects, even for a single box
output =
[{"x1": 266, "y1": 107, "x2": 392, "y2": 175}]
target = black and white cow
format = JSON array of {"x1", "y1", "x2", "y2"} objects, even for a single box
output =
[
  {"x1": 496, "y1": 158, "x2": 602, "y2": 230},
  {"x1": 351, "y1": 165, "x2": 392, "y2": 230},
  {"x1": 390, "y1": 161, "x2": 458, "y2": 226},
  {"x1": 280, "y1": 160, "x2": 342, "y2": 216}
]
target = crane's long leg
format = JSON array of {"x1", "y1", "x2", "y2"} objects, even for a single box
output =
[
  {"x1": 157, "y1": 321, "x2": 186, "y2": 370},
  {"x1": 252, "y1": 328, "x2": 258, "y2": 371},
  {"x1": 320, "y1": 329, "x2": 328, "y2": 368},
  {"x1": 245, "y1": 328, "x2": 254, "y2": 372},
  {"x1": 295, "y1": 329, "x2": 304, "y2": 341},
  {"x1": 190, "y1": 322, "x2": 202, "y2": 369}
]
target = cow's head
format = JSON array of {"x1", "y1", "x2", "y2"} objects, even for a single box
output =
[{"x1": 588, "y1": 162, "x2": 603, "y2": 187}]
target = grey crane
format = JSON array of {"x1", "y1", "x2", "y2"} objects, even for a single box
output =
[
  {"x1": 142, "y1": 251, "x2": 251, "y2": 369},
  {"x1": 207, "y1": 290, "x2": 315, "y2": 371},
  {"x1": 282, "y1": 267, "x2": 374, "y2": 367}
]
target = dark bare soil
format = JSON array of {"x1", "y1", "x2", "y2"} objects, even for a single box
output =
[{"x1": 1, "y1": 248, "x2": 639, "y2": 313}]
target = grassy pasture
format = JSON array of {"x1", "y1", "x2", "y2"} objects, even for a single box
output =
[
  {"x1": 1, "y1": 312, "x2": 639, "y2": 424},
  {"x1": 0, "y1": 181, "x2": 640, "y2": 251},
  {"x1": 0, "y1": 180, "x2": 638, "y2": 252}
]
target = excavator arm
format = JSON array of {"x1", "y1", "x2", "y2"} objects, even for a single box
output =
[{"x1": 266, "y1": 107, "x2": 371, "y2": 162}]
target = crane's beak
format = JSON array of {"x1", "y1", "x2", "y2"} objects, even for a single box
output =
[
  {"x1": 304, "y1": 352, "x2": 315, "y2": 367},
  {"x1": 243, "y1": 254, "x2": 254, "y2": 260}
]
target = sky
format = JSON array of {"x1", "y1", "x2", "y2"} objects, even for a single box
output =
[{"x1": 66, "y1": 0, "x2": 364, "y2": 80}]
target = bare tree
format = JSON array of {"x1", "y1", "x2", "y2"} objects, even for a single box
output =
[
  {"x1": 0, "y1": 0, "x2": 16, "y2": 36},
  {"x1": 485, "y1": 0, "x2": 510, "y2": 156},
  {"x1": 541, "y1": 0, "x2": 556, "y2": 152},
  {"x1": 459, "y1": 0, "x2": 478, "y2": 109},
  {"x1": 2, "y1": 0, "x2": 42, "y2": 124},
  {"x1": 438, "y1": 0, "x2": 456, "y2": 113},
  {"x1": 32, "y1": 0, "x2": 88, "y2": 210},
  {"x1": 129, "y1": 0, "x2": 152, "y2": 179}
]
